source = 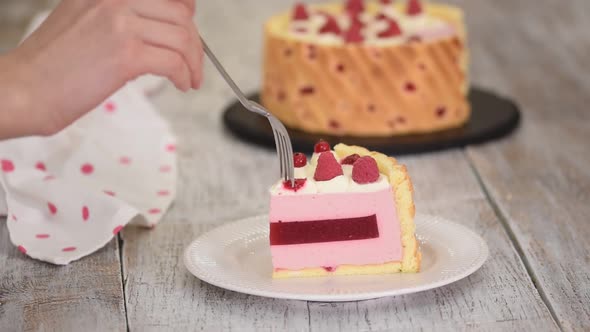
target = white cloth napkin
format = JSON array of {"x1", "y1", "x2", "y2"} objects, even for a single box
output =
[{"x1": 0, "y1": 12, "x2": 174, "y2": 265}]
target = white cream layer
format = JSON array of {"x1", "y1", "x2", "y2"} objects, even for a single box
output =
[
  {"x1": 289, "y1": 8, "x2": 454, "y2": 45},
  {"x1": 270, "y1": 157, "x2": 389, "y2": 195}
]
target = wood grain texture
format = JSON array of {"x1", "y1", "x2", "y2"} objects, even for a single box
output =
[
  {"x1": 0, "y1": 222, "x2": 126, "y2": 331},
  {"x1": 121, "y1": 1, "x2": 557, "y2": 329},
  {"x1": 307, "y1": 151, "x2": 557, "y2": 331},
  {"x1": 468, "y1": 122, "x2": 590, "y2": 332},
  {"x1": 122, "y1": 118, "x2": 557, "y2": 330},
  {"x1": 123, "y1": 1, "x2": 557, "y2": 331},
  {"x1": 122, "y1": 223, "x2": 309, "y2": 331},
  {"x1": 460, "y1": 0, "x2": 590, "y2": 330}
]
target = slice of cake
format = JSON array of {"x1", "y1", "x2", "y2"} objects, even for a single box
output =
[
  {"x1": 261, "y1": 0, "x2": 469, "y2": 137},
  {"x1": 269, "y1": 141, "x2": 420, "y2": 278}
]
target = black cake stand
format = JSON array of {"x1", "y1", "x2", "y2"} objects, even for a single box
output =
[{"x1": 222, "y1": 87, "x2": 520, "y2": 155}]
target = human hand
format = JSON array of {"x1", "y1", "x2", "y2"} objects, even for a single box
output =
[{"x1": 0, "y1": 0, "x2": 203, "y2": 138}]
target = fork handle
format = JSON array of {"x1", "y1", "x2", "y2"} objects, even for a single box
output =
[{"x1": 201, "y1": 38, "x2": 268, "y2": 117}]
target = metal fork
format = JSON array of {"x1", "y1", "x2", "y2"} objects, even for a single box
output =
[{"x1": 201, "y1": 38, "x2": 295, "y2": 185}]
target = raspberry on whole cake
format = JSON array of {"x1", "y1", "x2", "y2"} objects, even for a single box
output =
[
  {"x1": 261, "y1": 0, "x2": 469, "y2": 137},
  {"x1": 269, "y1": 141, "x2": 420, "y2": 278}
]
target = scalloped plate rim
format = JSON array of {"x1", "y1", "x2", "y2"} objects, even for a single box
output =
[{"x1": 184, "y1": 213, "x2": 489, "y2": 302}]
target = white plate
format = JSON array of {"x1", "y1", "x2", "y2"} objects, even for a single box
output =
[{"x1": 184, "y1": 214, "x2": 488, "y2": 302}]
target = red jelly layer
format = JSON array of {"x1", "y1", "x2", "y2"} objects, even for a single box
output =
[{"x1": 270, "y1": 215, "x2": 379, "y2": 245}]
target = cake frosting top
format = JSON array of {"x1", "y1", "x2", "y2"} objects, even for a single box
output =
[
  {"x1": 270, "y1": 140, "x2": 390, "y2": 195},
  {"x1": 287, "y1": 0, "x2": 455, "y2": 45}
]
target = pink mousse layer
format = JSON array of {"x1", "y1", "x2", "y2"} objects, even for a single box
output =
[{"x1": 269, "y1": 187, "x2": 402, "y2": 270}]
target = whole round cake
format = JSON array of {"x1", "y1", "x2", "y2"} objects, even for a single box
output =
[{"x1": 261, "y1": 0, "x2": 470, "y2": 137}]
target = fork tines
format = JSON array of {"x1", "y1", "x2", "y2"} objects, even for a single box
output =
[{"x1": 268, "y1": 116, "x2": 294, "y2": 185}]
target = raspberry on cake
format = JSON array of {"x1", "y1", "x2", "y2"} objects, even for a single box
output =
[
  {"x1": 269, "y1": 141, "x2": 420, "y2": 278},
  {"x1": 261, "y1": 0, "x2": 470, "y2": 137}
]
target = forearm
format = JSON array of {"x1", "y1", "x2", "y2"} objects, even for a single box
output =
[
  {"x1": 0, "y1": 0, "x2": 203, "y2": 141},
  {"x1": 0, "y1": 52, "x2": 42, "y2": 139}
]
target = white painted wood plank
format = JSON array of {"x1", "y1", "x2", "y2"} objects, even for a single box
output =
[
  {"x1": 122, "y1": 223, "x2": 309, "y2": 331},
  {"x1": 0, "y1": 222, "x2": 126, "y2": 331},
  {"x1": 121, "y1": 0, "x2": 562, "y2": 330},
  {"x1": 468, "y1": 121, "x2": 590, "y2": 331},
  {"x1": 123, "y1": 112, "x2": 556, "y2": 330},
  {"x1": 307, "y1": 151, "x2": 557, "y2": 331},
  {"x1": 460, "y1": 0, "x2": 590, "y2": 329}
]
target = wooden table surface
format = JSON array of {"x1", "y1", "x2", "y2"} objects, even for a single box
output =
[{"x1": 1, "y1": 0, "x2": 589, "y2": 331}]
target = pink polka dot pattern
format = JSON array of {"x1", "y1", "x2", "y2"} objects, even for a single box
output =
[
  {"x1": 113, "y1": 226, "x2": 124, "y2": 235},
  {"x1": 148, "y1": 208, "x2": 161, "y2": 215},
  {"x1": 82, "y1": 206, "x2": 90, "y2": 221},
  {"x1": 0, "y1": 86, "x2": 177, "y2": 265},
  {"x1": 104, "y1": 101, "x2": 116, "y2": 113},
  {"x1": 81, "y1": 163, "x2": 94, "y2": 175},
  {"x1": 1, "y1": 159, "x2": 14, "y2": 173},
  {"x1": 119, "y1": 156, "x2": 132, "y2": 165},
  {"x1": 35, "y1": 162, "x2": 47, "y2": 171},
  {"x1": 48, "y1": 202, "x2": 58, "y2": 215}
]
